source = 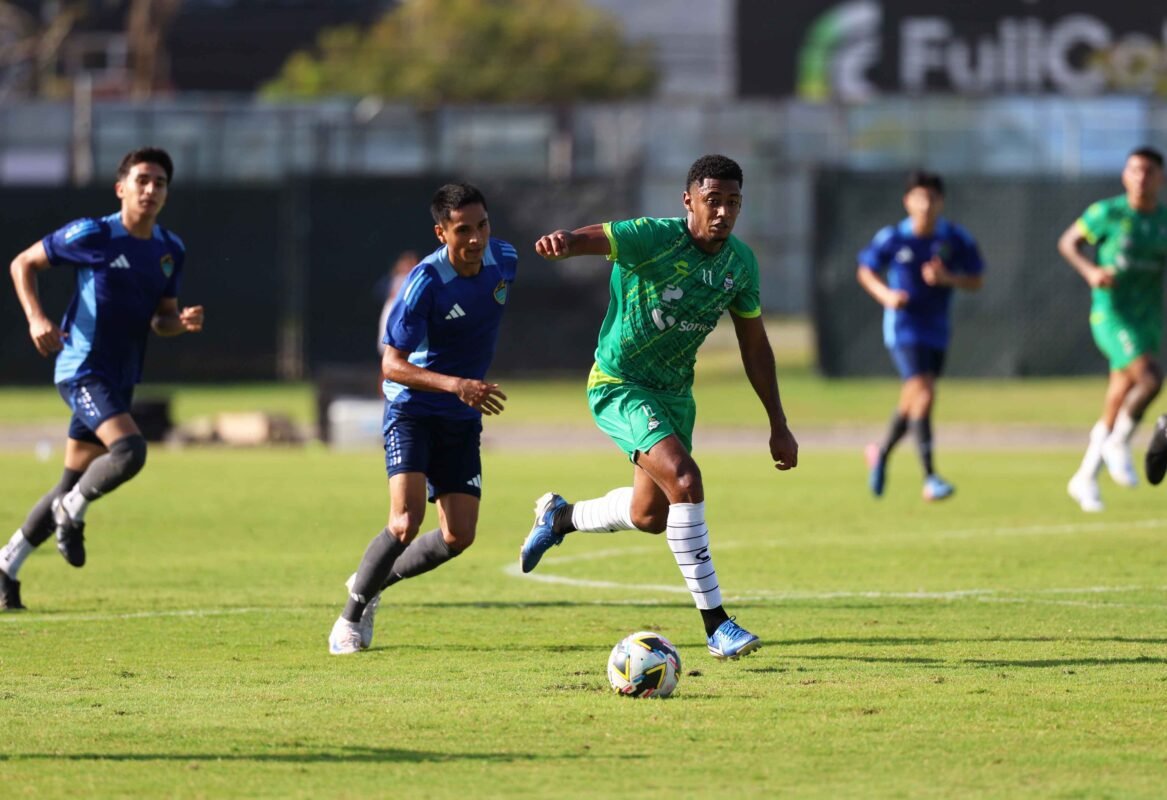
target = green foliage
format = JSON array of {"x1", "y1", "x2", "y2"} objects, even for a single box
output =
[{"x1": 262, "y1": 0, "x2": 658, "y2": 103}]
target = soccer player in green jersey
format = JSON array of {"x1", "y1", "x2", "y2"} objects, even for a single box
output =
[
  {"x1": 519, "y1": 154, "x2": 799, "y2": 660},
  {"x1": 1061, "y1": 146, "x2": 1167, "y2": 512}
]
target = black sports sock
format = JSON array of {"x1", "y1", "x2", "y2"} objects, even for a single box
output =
[
  {"x1": 76, "y1": 435, "x2": 147, "y2": 500},
  {"x1": 551, "y1": 503, "x2": 576, "y2": 535},
  {"x1": 879, "y1": 413, "x2": 909, "y2": 462},
  {"x1": 382, "y1": 529, "x2": 460, "y2": 588},
  {"x1": 700, "y1": 606, "x2": 731, "y2": 638},
  {"x1": 22, "y1": 468, "x2": 84, "y2": 547},
  {"x1": 342, "y1": 529, "x2": 407, "y2": 622},
  {"x1": 910, "y1": 417, "x2": 935, "y2": 477}
]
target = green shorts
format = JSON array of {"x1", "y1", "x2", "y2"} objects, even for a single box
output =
[
  {"x1": 1090, "y1": 309, "x2": 1160, "y2": 371},
  {"x1": 587, "y1": 368, "x2": 696, "y2": 461}
]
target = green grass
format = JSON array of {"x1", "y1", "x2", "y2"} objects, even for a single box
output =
[{"x1": 3, "y1": 445, "x2": 1166, "y2": 798}]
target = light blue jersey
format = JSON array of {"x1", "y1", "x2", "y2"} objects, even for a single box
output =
[
  {"x1": 858, "y1": 217, "x2": 984, "y2": 350},
  {"x1": 382, "y1": 238, "x2": 518, "y2": 420},
  {"x1": 44, "y1": 213, "x2": 185, "y2": 389}
]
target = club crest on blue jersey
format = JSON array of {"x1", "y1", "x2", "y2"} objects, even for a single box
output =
[
  {"x1": 160, "y1": 254, "x2": 174, "y2": 277},
  {"x1": 493, "y1": 279, "x2": 508, "y2": 305}
]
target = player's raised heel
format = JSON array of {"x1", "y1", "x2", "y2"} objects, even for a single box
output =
[
  {"x1": 519, "y1": 492, "x2": 567, "y2": 573},
  {"x1": 344, "y1": 572, "x2": 381, "y2": 650},
  {"x1": 51, "y1": 497, "x2": 86, "y2": 568},
  {"x1": 707, "y1": 617, "x2": 761, "y2": 660},
  {"x1": 1101, "y1": 437, "x2": 1139, "y2": 488},
  {"x1": 922, "y1": 475, "x2": 955, "y2": 502},
  {"x1": 0, "y1": 568, "x2": 25, "y2": 611},
  {"x1": 328, "y1": 616, "x2": 364, "y2": 655}
]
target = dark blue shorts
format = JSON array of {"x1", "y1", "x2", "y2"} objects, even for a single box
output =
[
  {"x1": 58, "y1": 376, "x2": 134, "y2": 445},
  {"x1": 889, "y1": 344, "x2": 946, "y2": 380},
  {"x1": 382, "y1": 408, "x2": 483, "y2": 502}
]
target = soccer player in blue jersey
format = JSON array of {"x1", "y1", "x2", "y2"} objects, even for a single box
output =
[
  {"x1": 1, "y1": 147, "x2": 203, "y2": 610},
  {"x1": 857, "y1": 170, "x2": 984, "y2": 502},
  {"x1": 328, "y1": 183, "x2": 516, "y2": 654}
]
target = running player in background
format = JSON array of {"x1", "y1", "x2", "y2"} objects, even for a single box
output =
[
  {"x1": 1062, "y1": 146, "x2": 1167, "y2": 511},
  {"x1": 519, "y1": 154, "x2": 798, "y2": 661},
  {"x1": 1, "y1": 147, "x2": 203, "y2": 610},
  {"x1": 857, "y1": 170, "x2": 985, "y2": 502},
  {"x1": 328, "y1": 183, "x2": 516, "y2": 654}
]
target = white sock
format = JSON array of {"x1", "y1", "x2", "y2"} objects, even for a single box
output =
[
  {"x1": 666, "y1": 502, "x2": 722, "y2": 611},
  {"x1": 1108, "y1": 410, "x2": 1136, "y2": 445},
  {"x1": 571, "y1": 487, "x2": 635, "y2": 532},
  {"x1": 0, "y1": 530, "x2": 34, "y2": 579},
  {"x1": 1077, "y1": 422, "x2": 1109, "y2": 479},
  {"x1": 62, "y1": 487, "x2": 90, "y2": 522}
]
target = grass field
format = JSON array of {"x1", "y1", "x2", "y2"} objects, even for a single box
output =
[{"x1": 2, "y1": 328, "x2": 1166, "y2": 798}]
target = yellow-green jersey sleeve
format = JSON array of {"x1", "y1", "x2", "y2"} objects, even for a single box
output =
[
  {"x1": 727, "y1": 242, "x2": 762, "y2": 318},
  {"x1": 1076, "y1": 199, "x2": 1110, "y2": 246},
  {"x1": 604, "y1": 217, "x2": 687, "y2": 270}
]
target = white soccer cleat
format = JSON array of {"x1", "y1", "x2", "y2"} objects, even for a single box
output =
[
  {"x1": 344, "y1": 572, "x2": 381, "y2": 650},
  {"x1": 1101, "y1": 437, "x2": 1138, "y2": 487},
  {"x1": 1067, "y1": 474, "x2": 1104, "y2": 513},
  {"x1": 328, "y1": 616, "x2": 364, "y2": 655}
]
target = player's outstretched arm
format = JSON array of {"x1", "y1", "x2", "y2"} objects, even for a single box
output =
[
  {"x1": 151, "y1": 298, "x2": 205, "y2": 336},
  {"x1": 1058, "y1": 222, "x2": 1113, "y2": 289},
  {"x1": 382, "y1": 345, "x2": 507, "y2": 415},
  {"x1": 10, "y1": 240, "x2": 62, "y2": 356},
  {"x1": 731, "y1": 313, "x2": 798, "y2": 471},
  {"x1": 534, "y1": 224, "x2": 611, "y2": 261}
]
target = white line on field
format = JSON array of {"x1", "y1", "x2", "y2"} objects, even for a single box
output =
[{"x1": 0, "y1": 607, "x2": 269, "y2": 624}]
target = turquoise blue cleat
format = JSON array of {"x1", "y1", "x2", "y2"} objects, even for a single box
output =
[
  {"x1": 707, "y1": 617, "x2": 761, "y2": 660},
  {"x1": 519, "y1": 492, "x2": 567, "y2": 573}
]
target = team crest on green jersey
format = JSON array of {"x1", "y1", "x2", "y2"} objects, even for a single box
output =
[
  {"x1": 493, "y1": 280, "x2": 508, "y2": 305},
  {"x1": 723, "y1": 272, "x2": 735, "y2": 292},
  {"x1": 160, "y1": 254, "x2": 174, "y2": 277}
]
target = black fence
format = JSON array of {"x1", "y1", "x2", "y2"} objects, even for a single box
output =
[
  {"x1": 811, "y1": 170, "x2": 1133, "y2": 377},
  {"x1": 1, "y1": 177, "x2": 636, "y2": 385}
]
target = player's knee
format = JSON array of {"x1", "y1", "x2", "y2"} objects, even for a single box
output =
[
  {"x1": 109, "y1": 434, "x2": 148, "y2": 481},
  {"x1": 387, "y1": 514, "x2": 422, "y2": 542},
  {"x1": 444, "y1": 528, "x2": 475, "y2": 551},
  {"x1": 671, "y1": 468, "x2": 703, "y2": 503},
  {"x1": 632, "y1": 509, "x2": 667, "y2": 534}
]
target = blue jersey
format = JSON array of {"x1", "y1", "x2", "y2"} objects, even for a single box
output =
[
  {"x1": 44, "y1": 213, "x2": 185, "y2": 389},
  {"x1": 858, "y1": 218, "x2": 984, "y2": 349},
  {"x1": 382, "y1": 238, "x2": 518, "y2": 420}
]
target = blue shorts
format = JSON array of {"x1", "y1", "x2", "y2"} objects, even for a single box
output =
[
  {"x1": 58, "y1": 376, "x2": 134, "y2": 445},
  {"x1": 889, "y1": 344, "x2": 946, "y2": 380},
  {"x1": 382, "y1": 408, "x2": 483, "y2": 502}
]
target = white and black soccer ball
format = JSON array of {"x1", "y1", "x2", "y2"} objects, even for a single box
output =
[{"x1": 607, "y1": 630, "x2": 681, "y2": 698}]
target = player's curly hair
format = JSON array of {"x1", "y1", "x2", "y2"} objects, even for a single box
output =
[
  {"x1": 431, "y1": 183, "x2": 488, "y2": 224},
  {"x1": 117, "y1": 147, "x2": 173, "y2": 183},
  {"x1": 686, "y1": 154, "x2": 743, "y2": 190}
]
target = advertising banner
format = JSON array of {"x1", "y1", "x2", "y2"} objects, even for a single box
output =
[{"x1": 738, "y1": 0, "x2": 1167, "y2": 101}]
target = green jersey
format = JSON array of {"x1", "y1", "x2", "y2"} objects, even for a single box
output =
[
  {"x1": 590, "y1": 217, "x2": 762, "y2": 395},
  {"x1": 1077, "y1": 195, "x2": 1167, "y2": 326}
]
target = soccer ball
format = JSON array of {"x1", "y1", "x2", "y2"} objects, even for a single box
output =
[{"x1": 607, "y1": 631, "x2": 681, "y2": 698}]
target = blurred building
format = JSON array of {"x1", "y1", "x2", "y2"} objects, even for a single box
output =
[{"x1": 1, "y1": 1, "x2": 1166, "y2": 375}]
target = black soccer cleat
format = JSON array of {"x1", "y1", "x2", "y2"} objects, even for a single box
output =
[
  {"x1": 1145, "y1": 415, "x2": 1167, "y2": 486},
  {"x1": 52, "y1": 497, "x2": 87, "y2": 568},
  {"x1": 0, "y1": 568, "x2": 25, "y2": 611}
]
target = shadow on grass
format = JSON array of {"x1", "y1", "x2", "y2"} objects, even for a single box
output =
[
  {"x1": 0, "y1": 745, "x2": 637, "y2": 765},
  {"x1": 784, "y1": 635, "x2": 1167, "y2": 646}
]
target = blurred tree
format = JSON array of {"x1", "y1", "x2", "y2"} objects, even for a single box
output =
[
  {"x1": 0, "y1": 1, "x2": 80, "y2": 99},
  {"x1": 127, "y1": 0, "x2": 181, "y2": 98},
  {"x1": 261, "y1": 0, "x2": 657, "y2": 103}
]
